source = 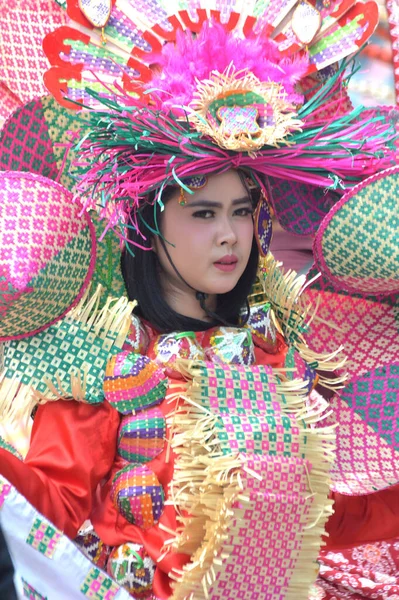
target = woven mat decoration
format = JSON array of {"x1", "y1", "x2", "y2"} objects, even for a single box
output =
[
  {"x1": 167, "y1": 360, "x2": 334, "y2": 600},
  {"x1": 1, "y1": 287, "x2": 134, "y2": 419},
  {"x1": 0, "y1": 96, "x2": 127, "y2": 306},
  {"x1": 303, "y1": 265, "x2": 399, "y2": 494},
  {"x1": 0, "y1": 0, "x2": 66, "y2": 104},
  {"x1": 0, "y1": 83, "x2": 21, "y2": 129},
  {"x1": 267, "y1": 176, "x2": 339, "y2": 236},
  {"x1": 0, "y1": 171, "x2": 96, "y2": 341},
  {"x1": 314, "y1": 166, "x2": 399, "y2": 296}
]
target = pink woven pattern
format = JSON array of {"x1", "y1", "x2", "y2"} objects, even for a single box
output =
[
  {"x1": 304, "y1": 267, "x2": 399, "y2": 493},
  {"x1": 0, "y1": 0, "x2": 66, "y2": 103},
  {"x1": 303, "y1": 267, "x2": 399, "y2": 381},
  {"x1": 0, "y1": 172, "x2": 84, "y2": 289},
  {"x1": 209, "y1": 454, "x2": 312, "y2": 599},
  {"x1": 0, "y1": 83, "x2": 21, "y2": 129},
  {"x1": 323, "y1": 391, "x2": 399, "y2": 495}
]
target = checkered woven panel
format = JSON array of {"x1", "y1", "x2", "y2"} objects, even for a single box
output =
[
  {"x1": 80, "y1": 567, "x2": 120, "y2": 599},
  {"x1": 21, "y1": 578, "x2": 47, "y2": 600},
  {"x1": 267, "y1": 175, "x2": 338, "y2": 236},
  {"x1": 303, "y1": 266, "x2": 399, "y2": 493},
  {"x1": 0, "y1": 83, "x2": 21, "y2": 129},
  {"x1": 0, "y1": 98, "x2": 59, "y2": 179},
  {"x1": 208, "y1": 454, "x2": 313, "y2": 600},
  {"x1": 170, "y1": 360, "x2": 333, "y2": 599},
  {"x1": 194, "y1": 363, "x2": 281, "y2": 416},
  {"x1": 26, "y1": 517, "x2": 61, "y2": 559},
  {"x1": 3, "y1": 313, "x2": 121, "y2": 403},
  {"x1": 314, "y1": 168, "x2": 399, "y2": 296},
  {"x1": 322, "y1": 365, "x2": 399, "y2": 495},
  {"x1": 0, "y1": 0, "x2": 66, "y2": 103}
]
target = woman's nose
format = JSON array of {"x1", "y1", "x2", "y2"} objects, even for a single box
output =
[{"x1": 217, "y1": 217, "x2": 237, "y2": 246}]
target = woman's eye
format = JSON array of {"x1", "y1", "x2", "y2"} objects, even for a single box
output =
[
  {"x1": 192, "y1": 210, "x2": 215, "y2": 219},
  {"x1": 234, "y1": 207, "x2": 253, "y2": 217}
]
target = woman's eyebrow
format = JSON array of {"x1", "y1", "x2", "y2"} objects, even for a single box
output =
[{"x1": 184, "y1": 197, "x2": 251, "y2": 208}]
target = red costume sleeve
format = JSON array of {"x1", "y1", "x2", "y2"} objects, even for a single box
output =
[
  {"x1": 325, "y1": 485, "x2": 399, "y2": 548},
  {"x1": 0, "y1": 400, "x2": 120, "y2": 538}
]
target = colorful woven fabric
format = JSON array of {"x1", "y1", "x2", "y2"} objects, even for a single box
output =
[
  {"x1": 107, "y1": 543, "x2": 155, "y2": 598},
  {"x1": 80, "y1": 567, "x2": 120, "y2": 599},
  {"x1": 74, "y1": 531, "x2": 112, "y2": 570},
  {"x1": 0, "y1": 171, "x2": 96, "y2": 341},
  {"x1": 322, "y1": 365, "x2": 399, "y2": 495},
  {"x1": 104, "y1": 351, "x2": 168, "y2": 414},
  {"x1": 314, "y1": 166, "x2": 399, "y2": 296},
  {"x1": 21, "y1": 578, "x2": 47, "y2": 600},
  {"x1": 168, "y1": 360, "x2": 334, "y2": 599},
  {"x1": 26, "y1": 518, "x2": 61, "y2": 559},
  {"x1": 0, "y1": 95, "x2": 88, "y2": 191},
  {"x1": 3, "y1": 314, "x2": 122, "y2": 404},
  {"x1": 208, "y1": 454, "x2": 314, "y2": 600},
  {"x1": 303, "y1": 266, "x2": 399, "y2": 493},
  {"x1": 118, "y1": 407, "x2": 166, "y2": 464},
  {"x1": 268, "y1": 176, "x2": 338, "y2": 236},
  {"x1": 0, "y1": 0, "x2": 66, "y2": 103},
  {"x1": 110, "y1": 464, "x2": 164, "y2": 529}
]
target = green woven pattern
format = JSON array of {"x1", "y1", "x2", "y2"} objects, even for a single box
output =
[
  {"x1": 80, "y1": 567, "x2": 119, "y2": 599},
  {"x1": 320, "y1": 173, "x2": 399, "y2": 294},
  {"x1": 26, "y1": 518, "x2": 61, "y2": 558},
  {"x1": 193, "y1": 362, "x2": 301, "y2": 458},
  {"x1": 342, "y1": 364, "x2": 399, "y2": 449},
  {"x1": 196, "y1": 363, "x2": 282, "y2": 415},
  {"x1": 3, "y1": 315, "x2": 121, "y2": 404},
  {"x1": 1, "y1": 226, "x2": 92, "y2": 339},
  {"x1": 21, "y1": 579, "x2": 47, "y2": 600}
]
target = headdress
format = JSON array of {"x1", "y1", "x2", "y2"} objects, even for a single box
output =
[{"x1": 43, "y1": 0, "x2": 397, "y2": 257}]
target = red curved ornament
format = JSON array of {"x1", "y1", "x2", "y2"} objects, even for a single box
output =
[
  {"x1": 151, "y1": 14, "x2": 183, "y2": 42},
  {"x1": 42, "y1": 26, "x2": 90, "y2": 68},
  {"x1": 209, "y1": 10, "x2": 240, "y2": 31},
  {"x1": 178, "y1": 8, "x2": 208, "y2": 33},
  {"x1": 43, "y1": 66, "x2": 83, "y2": 111}
]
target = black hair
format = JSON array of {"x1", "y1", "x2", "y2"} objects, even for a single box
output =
[{"x1": 121, "y1": 172, "x2": 260, "y2": 333}]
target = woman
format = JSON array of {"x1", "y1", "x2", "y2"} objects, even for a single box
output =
[{"x1": 1, "y1": 7, "x2": 399, "y2": 600}]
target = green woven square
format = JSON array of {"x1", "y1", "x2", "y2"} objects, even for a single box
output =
[{"x1": 4, "y1": 316, "x2": 121, "y2": 404}]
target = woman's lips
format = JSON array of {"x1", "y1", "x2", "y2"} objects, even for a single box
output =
[{"x1": 214, "y1": 255, "x2": 238, "y2": 272}]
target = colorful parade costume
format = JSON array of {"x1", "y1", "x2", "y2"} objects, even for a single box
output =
[{"x1": 0, "y1": 1, "x2": 399, "y2": 599}]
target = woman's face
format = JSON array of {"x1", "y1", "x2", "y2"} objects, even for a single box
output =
[{"x1": 154, "y1": 170, "x2": 254, "y2": 315}]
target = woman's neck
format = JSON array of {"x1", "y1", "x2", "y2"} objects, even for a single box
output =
[{"x1": 160, "y1": 281, "x2": 217, "y2": 322}]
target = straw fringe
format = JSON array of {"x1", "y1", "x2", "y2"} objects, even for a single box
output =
[
  {"x1": 0, "y1": 286, "x2": 135, "y2": 428},
  {"x1": 167, "y1": 359, "x2": 335, "y2": 600},
  {"x1": 260, "y1": 254, "x2": 347, "y2": 389}
]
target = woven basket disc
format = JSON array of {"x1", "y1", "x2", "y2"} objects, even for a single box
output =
[
  {"x1": 0, "y1": 171, "x2": 96, "y2": 341},
  {"x1": 0, "y1": 96, "x2": 126, "y2": 305},
  {"x1": 303, "y1": 265, "x2": 399, "y2": 493},
  {"x1": 314, "y1": 166, "x2": 399, "y2": 296}
]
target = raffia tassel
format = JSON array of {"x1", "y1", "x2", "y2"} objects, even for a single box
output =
[
  {"x1": 0, "y1": 372, "x2": 37, "y2": 428},
  {"x1": 260, "y1": 254, "x2": 348, "y2": 386},
  {"x1": 68, "y1": 283, "x2": 136, "y2": 346}
]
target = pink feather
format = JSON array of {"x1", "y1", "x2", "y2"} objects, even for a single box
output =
[{"x1": 148, "y1": 22, "x2": 309, "y2": 112}]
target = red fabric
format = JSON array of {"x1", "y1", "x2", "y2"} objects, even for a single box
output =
[
  {"x1": 0, "y1": 400, "x2": 120, "y2": 538},
  {"x1": 325, "y1": 487, "x2": 399, "y2": 550},
  {"x1": 312, "y1": 536, "x2": 399, "y2": 599}
]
